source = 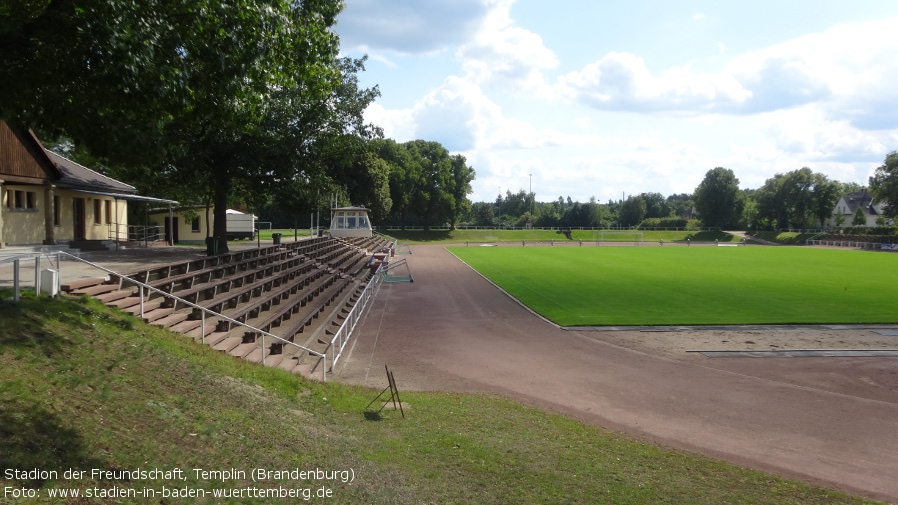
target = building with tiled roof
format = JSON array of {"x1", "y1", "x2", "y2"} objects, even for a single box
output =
[
  {"x1": 1, "y1": 120, "x2": 174, "y2": 247},
  {"x1": 828, "y1": 190, "x2": 887, "y2": 228}
]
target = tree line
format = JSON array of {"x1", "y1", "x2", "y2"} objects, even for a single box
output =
[{"x1": 466, "y1": 156, "x2": 898, "y2": 232}]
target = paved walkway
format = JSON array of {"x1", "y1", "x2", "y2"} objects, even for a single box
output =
[{"x1": 336, "y1": 244, "x2": 898, "y2": 503}]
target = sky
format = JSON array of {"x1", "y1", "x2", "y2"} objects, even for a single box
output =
[{"x1": 335, "y1": 0, "x2": 898, "y2": 204}]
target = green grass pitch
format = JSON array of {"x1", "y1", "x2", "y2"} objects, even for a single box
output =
[{"x1": 448, "y1": 246, "x2": 898, "y2": 326}]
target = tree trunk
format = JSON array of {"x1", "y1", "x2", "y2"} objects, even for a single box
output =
[{"x1": 213, "y1": 170, "x2": 230, "y2": 254}]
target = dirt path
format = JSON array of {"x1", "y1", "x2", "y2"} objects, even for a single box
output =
[{"x1": 336, "y1": 244, "x2": 898, "y2": 503}]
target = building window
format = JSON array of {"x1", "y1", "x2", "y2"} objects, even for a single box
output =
[
  {"x1": 105, "y1": 200, "x2": 112, "y2": 224},
  {"x1": 94, "y1": 199, "x2": 102, "y2": 224},
  {"x1": 191, "y1": 217, "x2": 201, "y2": 232},
  {"x1": 54, "y1": 195, "x2": 60, "y2": 226},
  {"x1": 6, "y1": 189, "x2": 37, "y2": 210}
]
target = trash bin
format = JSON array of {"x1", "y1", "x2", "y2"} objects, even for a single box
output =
[
  {"x1": 205, "y1": 236, "x2": 219, "y2": 256},
  {"x1": 318, "y1": 229, "x2": 324, "y2": 237},
  {"x1": 272, "y1": 233, "x2": 282, "y2": 245}
]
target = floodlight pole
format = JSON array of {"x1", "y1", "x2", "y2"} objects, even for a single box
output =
[{"x1": 529, "y1": 173, "x2": 533, "y2": 227}]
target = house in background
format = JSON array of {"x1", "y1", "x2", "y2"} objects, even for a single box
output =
[
  {"x1": 0, "y1": 120, "x2": 175, "y2": 248},
  {"x1": 828, "y1": 190, "x2": 887, "y2": 228},
  {"x1": 146, "y1": 207, "x2": 256, "y2": 244}
]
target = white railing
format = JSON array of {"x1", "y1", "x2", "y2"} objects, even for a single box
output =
[
  {"x1": 0, "y1": 253, "x2": 56, "y2": 301},
  {"x1": 326, "y1": 264, "x2": 384, "y2": 371},
  {"x1": 51, "y1": 251, "x2": 331, "y2": 381}
]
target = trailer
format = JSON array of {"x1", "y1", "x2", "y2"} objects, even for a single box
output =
[{"x1": 225, "y1": 209, "x2": 257, "y2": 240}]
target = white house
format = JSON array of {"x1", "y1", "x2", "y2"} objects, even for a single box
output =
[{"x1": 829, "y1": 190, "x2": 886, "y2": 228}]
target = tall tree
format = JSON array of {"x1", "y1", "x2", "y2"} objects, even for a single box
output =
[
  {"x1": 693, "y1": 167, "x2": 741, "y2": 229},
  {"x1": 618, "y1": 195, "x2": 646, "y2": 227},
  {"x1": 869, "y1": 151, "x2": 898, "y2": 219},
  {"x1": 2, "y1": 0, "x2": 348, "y2": 252},
  {"x1": 449, "y1": 154, "x2": 475, "y2": 230}
]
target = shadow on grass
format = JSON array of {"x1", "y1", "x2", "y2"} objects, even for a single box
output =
[
  {"x1": 683, "y1": 231, "x2": 735, "y2": 243},
  {"x1": 0, "y1": 399, "x2": 110, "y2": 487},
  {"x1": 363, "y1": 410, "x2": 383, "y2": 421},
  {"x1": 0, "y1": 295, "x2": 95, "y2": 356}
]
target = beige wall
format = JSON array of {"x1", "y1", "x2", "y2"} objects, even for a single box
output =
[
  {"x1": 2, "y1": 183, "x2": 46, "y2": 244},
  {"x1": 55, "y1": 190, "x2": 128, "y2": 242},
  {"x1": 1, "y1": 184, "x2": 128, "y2": 245},
  {"x1": 149, "y1": 209, "x2": 211, "y2": 243}
]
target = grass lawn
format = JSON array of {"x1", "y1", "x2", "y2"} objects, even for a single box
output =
[
  {"x1": 449, "y1": 246, "x2": 898, "y2": 326},
  {"x1": 0, "y1": 294, "x2": 880, "y2": 504}
]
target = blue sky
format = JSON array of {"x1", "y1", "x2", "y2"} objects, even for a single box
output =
[{"x1": 335, "y1": 0, "x2": 898, "y2": 203}]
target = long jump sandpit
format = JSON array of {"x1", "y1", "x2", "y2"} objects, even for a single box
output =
[{"x1": 335, "y1": 244, "x2": 898, "y2": 503}]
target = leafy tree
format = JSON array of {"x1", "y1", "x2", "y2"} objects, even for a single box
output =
[
  {"x1": 853, "y1": 207, "x2": 867, "y2": 226},
  {"x1": 754, "y1": 168, "x2": 841, "y2": 230},
  {"x1": 449, "y1": 154, "x2": 475, "y2": 230},
  {"x1": 693, "y1": 167, "x2": 741, "y2": 229},
  {"x1": 666, "y1": 193, "x2": 694, "y2": 218},
  {"x1": 811, "y1": 173, "x2": 841, "y2": 228},
  {"x1": 869, "y1": 151, "x2": 898, "y2": 219},
  {"x1": 618, "y1": 195, "x2": 646, "y2": 227},
  {"x1": 642, "y1": 192, "x2": 669, "y2": 219},
  {"x1": 470, "y1": 202, "x2": 496, "y2": 226},
  {"x1": 2, "y1": 0, "x2": 340, "y2": 162}
]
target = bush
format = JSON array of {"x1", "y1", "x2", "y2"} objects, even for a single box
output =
[
  {"x1": 837, "y1": 226, "x2": 897, "y2": 235},
  {"x1": 638, "y1": 217, "x2": 689, "y2": 229}
]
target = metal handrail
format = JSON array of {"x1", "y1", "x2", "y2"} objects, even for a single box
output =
[
  {"x1": 54, "y1": 251, "x2": 330, "y2": 381},
  {"x1": 327, "y1": 264, "x2": 384, "y2": 371}
]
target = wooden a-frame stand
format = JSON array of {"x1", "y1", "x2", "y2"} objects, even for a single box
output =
[{"x1": 365, "y1": 365, "x2": 404, "y2": 418}]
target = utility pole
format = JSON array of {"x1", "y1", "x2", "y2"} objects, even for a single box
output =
[{"x1": 529, "y1": 173, "x2": 533, "y2": 228}]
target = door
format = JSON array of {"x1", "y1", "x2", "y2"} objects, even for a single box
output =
[
  {"x1": 164, "y1": 216, "x2": 178, "y2": 244},
  {"x1": 73, "y1": 198, "x2": 86, "y2": 240}
]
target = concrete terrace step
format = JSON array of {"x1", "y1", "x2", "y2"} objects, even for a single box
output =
[
  {"x1": 150, "y1": 312, "x2": 190, "y2": 329},
  {"x1": 212, "y1": 335, "x2": 243, "y2": 353},
  {"x1": 73, "y1": 283, "x2": 120, "y2": 297},
  {"x1": 95, "y1": 289, "x2": 135, "y2": 304},
  {"x1": 123, "y1": 299, "x2": 164, "y2": 314},
  {"x1": 61, "y1": 277, "x2": 107, "y2": 292},
  {"x1": 228, "y1": 341, "x2": 259, "y2": 359},
  {"x1": 170, "y1": 318, "x2": 203, "y2": 334},
  {"x1": 141, "y1": 307, "x2": 175, "y2": 323}
]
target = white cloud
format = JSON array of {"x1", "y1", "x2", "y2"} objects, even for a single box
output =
[
  {"x1": 456, "y1": 0, "x2": 559, "y2": 96},
  {"x1": 555, "y1": 52, "x2": 750, "y2": 112},
  {"x1": 336, "y1": 0, "x2": 488, "y2": 55},
  {"x1": 558, "y1": 16, "x2": 898, "y2": 125},
  {"x1": 693, "y1": 13, "x2": 705, "y2": 21}
]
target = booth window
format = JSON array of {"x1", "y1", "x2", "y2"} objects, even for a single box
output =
[
  {"x1": 94, "y1": 200, "x2": 102, "y2": 224},
  {"x1": 53, "y1": 195, "x2": 60, "y2": 225},
  {"x1": 192, "y1": 217, "x2": 200, "y2": 232},
  {"x1": 105, "y1": 200, "x2": 112, "y2": 224}
]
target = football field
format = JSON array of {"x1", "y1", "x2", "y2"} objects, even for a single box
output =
[{"x1": 448, "y1": 246, "x2": 898, "y2": 326}]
